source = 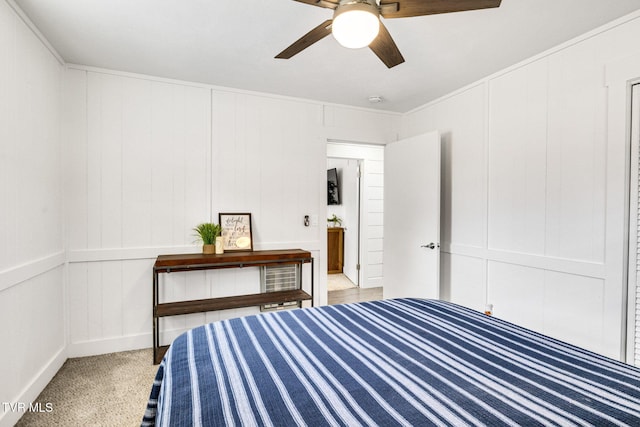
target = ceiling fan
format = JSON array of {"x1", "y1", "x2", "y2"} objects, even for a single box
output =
[{"x1": 276, "y1": 0, "x2": 502, "y2": 68}]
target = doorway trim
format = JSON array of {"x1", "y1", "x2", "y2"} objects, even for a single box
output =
[
  {"x1": 626, "y1": 81, "x2": 640, "y2": 365},
  {"x1": 327, "y1": 141, "x2": 385, "y2": 289},
  {"x1": 327, "y1": 157, "x2": 362, "y2": 286},
  {"x1": 605, "y1": 51, "x2": 640, "y2": 363}
]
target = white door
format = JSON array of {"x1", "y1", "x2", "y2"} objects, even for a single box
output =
[{"x1": 383, "y1": 131, "x2": 441, "y2": 299}]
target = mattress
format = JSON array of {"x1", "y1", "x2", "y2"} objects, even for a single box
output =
[{"x1": 142, "y1": 298, "x2": 640, "y2": 426}]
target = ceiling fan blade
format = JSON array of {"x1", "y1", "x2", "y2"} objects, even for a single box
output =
[
  {"x1": 380, "y1": 0, "x2": 501, "y2": 19},
  {"x1": 275, "y1": 20, "x2": 333, "y2": 60},
  {"x1": 369, "y1": 21, "x2": 405, "y2": 68},
  {"x1": 293, "y1": 0, "x2": 339, "y2": 10}
]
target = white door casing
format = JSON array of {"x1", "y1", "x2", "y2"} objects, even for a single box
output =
[
  {"x1": 628, "y1": 83, "x2": 640, "y2": 365},
  {"x1": 342, "y1": 159, "x2": 361, "y2": 285},
  {"x1": 327, "y1": 142, "x2": 385, "y2": 289},
  {"x1": 384, "y1": 131, "x2": 441, "y2": 299}
]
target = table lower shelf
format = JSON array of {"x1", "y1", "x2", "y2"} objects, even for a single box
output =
[
  {"x1": 155, "y1": 289, "x2": 312, "y2": 317},
  {"x1": 153, "y1": 289, "x2": 312, "y2": 363}
]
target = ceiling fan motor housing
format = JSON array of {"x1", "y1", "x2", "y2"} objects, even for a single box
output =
[
  {"x1": 334, "y1": 0, "x2": 380, "y2": 18},
  {"x1": 333, "y1": 0, "x2": 381, "y2": 49}
]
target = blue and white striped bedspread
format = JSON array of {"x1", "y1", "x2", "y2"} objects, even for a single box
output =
[{"x1": 142, "y1": 298, "x2": 640, "y2": 426}]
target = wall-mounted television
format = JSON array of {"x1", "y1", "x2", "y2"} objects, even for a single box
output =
[{"x1": 327, "y1": 168, "x2": 340, "y2": 205}]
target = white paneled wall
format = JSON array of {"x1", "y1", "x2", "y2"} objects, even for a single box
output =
[
  {"x1": 211, "y1": 90, "x2": 324, "y2": 246},
  {"x1": 545, "y1": 44, "x2": 607, "y2": 263},
  {"x1": 323, "y1": 105, "x2": 400, "y2": 144},
  {"x1": 65, "y1": 70, "x2": 212, "y2": 355},
  {"x1": 0, "y1": 2, "x2": 65, "y2": 426},
  {"x1": 488, "y1": 60, "x2": 548, "y2": 256},
  {"x1": 63, "y1": 68, "x2": 396, "y2": 356},
  {"x1": 402, "y1": 13, "x2": 640, "y2": 359},
  {"x1": 83, "y1": 72, "x2": 211, "y2": 251},
  {"x1": 210, "y1": 89, "x2": 325, "y2": 310}
]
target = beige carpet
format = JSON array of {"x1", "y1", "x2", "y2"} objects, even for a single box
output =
[
  {"x1": 12, "y1": 291, "x2": 384, "y2": 426},
  {"x1": 327, "y1": 273, "x2": 357, "y2": 291},
  {"x1": 16, "y1": 348, "x2": 158, "y2": 427},
  {"x1": 14, "y1": 284, "x2": 364, "y2": 426}
]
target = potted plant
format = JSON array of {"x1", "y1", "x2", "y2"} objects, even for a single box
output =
[
  {"x1": 193, "y1": 222, "x2": 221, "y2": 254},
  {"x1": 327, "y1": 214, "x2": 343, "y2": 227}
]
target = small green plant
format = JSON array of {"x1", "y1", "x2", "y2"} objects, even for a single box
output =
[
  {"x1": 193, "y1": 222, "x2": 221, "y2": 245},
  {"x1": 327, "y1": 214, "x2": 342, "y2": 227}
]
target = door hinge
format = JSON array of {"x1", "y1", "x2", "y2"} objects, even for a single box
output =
[{"x1": 356, "y1": 263, "x2": 361, "y2": 270}]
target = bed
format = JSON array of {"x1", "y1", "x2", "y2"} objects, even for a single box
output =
[{"x1": 142, "y1": 298, "x2": 640, "y2": 426}]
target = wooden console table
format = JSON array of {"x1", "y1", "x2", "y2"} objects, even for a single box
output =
[{"x1": 153, "y1": 249, "x2": 313, "y2": 364}]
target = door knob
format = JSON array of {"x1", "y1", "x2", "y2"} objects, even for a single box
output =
[{"x1": 421, "y1": 243, "x2": 438, "y2": 249}]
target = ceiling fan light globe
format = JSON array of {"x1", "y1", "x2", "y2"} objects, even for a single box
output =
[{"x1": 332, "y1": 7, "x2": 380, "y2": 49}]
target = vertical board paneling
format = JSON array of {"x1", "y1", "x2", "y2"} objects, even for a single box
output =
[
  {"x1": 399, "y1": 13, "x2": 640, "y2": 357},
  {"x1": 169, "y1": 86, "x2": 187, "y2": 245},
  {"x1": 211, "y1": 90, "x2": 324, "y2": 246},
  {"x1": 100, "y1": 77, "x2": 124, "y2": 249},
  {"x1": 68, "y1": 263, "x2": 89, "y2": 343},
  {"x1": 101, "y1": 261, "x2": 123, "y2": 338},
  {"x1": 122, "y1": 79, "x2": 153, "y2": 247},
  {"x1": 438, "y1": 85, "x2": 486, "y2": 249},
  {"x1": 121, "y1": 260, "x2": 152, "y2": 337},
  {"x1": 150, "y1": 82, "x2": 178, "y2": 246},
  {"x1": 487, "y1": 261, "x2": 546, "y2": 332},
  {"x1": 257, "y1": 98, "x2": 285, "y2": 241},
  {"x1": 442, "y1": 254, "x2": 485, "y2": 311},
  {"x1": 488, "y1": 265, "x2": 606, "y2": 354},
  {"x1": 0, "y1": 8, "x2": 16, "y2": 270},
  {"x1": 212, "y1": 91, "x2": 242, "y2": 211},
  {"x1": 543, "y1": 271, "x2": 604, "y2": 350},
  {"x1": 69, "y1": 77, "x2": 327, "y2": 351},
  {"x1": 0, "y1": 269, "x2": 64, "y2": 406},
  {"x1": 64, "y1": 69, "x2": 89, "y2": 250},
  {"x1": 87, "y1": 73, "x2": 104, "y2": 249},
  {"x1": 87, "y1": 262, "x2": 103, "y2": 340},
  {"x1": 0, "y1": 2, "x2": 65, "y2": 418},
  {"x1": 546, "y1": 43, "x2": 606, "y2": 263},
  {"x1": 487, "y1": 264, "x2": 604, "y2": 353},
  {"x1": 70, "y1": 72, "x2": 211, "y2": 349},
  {"x1": 2, "y1": 14, "x2": 62, "y2": 265},
  {"x1": 182, "y1": 85, "x2": 211, "y2": 243},
  {"x1": 488, "y1": 60, "x2": 548, "y2": 255}
]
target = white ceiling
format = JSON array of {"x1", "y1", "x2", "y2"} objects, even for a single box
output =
[{"x1": 13, "y1": 0, "x2": 640, "y2": 112}]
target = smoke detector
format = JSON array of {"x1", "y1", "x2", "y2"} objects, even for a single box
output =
[{"x1": 368, "y1": 95, "x2": 383, "y2": 103}]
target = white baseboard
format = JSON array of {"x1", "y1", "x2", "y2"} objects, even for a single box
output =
[
  {"x1": 67, "y1": 333, "x2": 152, "y2": 358},
  {"x1": 0, "y1": 346, "x2": 67, "y2": 427}
]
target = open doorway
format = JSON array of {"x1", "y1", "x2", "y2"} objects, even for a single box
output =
[{"x1": 326, "y1": 142, "x2": 385, "y2": 304}]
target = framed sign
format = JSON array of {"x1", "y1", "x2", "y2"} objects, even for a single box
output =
[{"x1": 219, "y1": 213, "x2": 253, "y2": 251}]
